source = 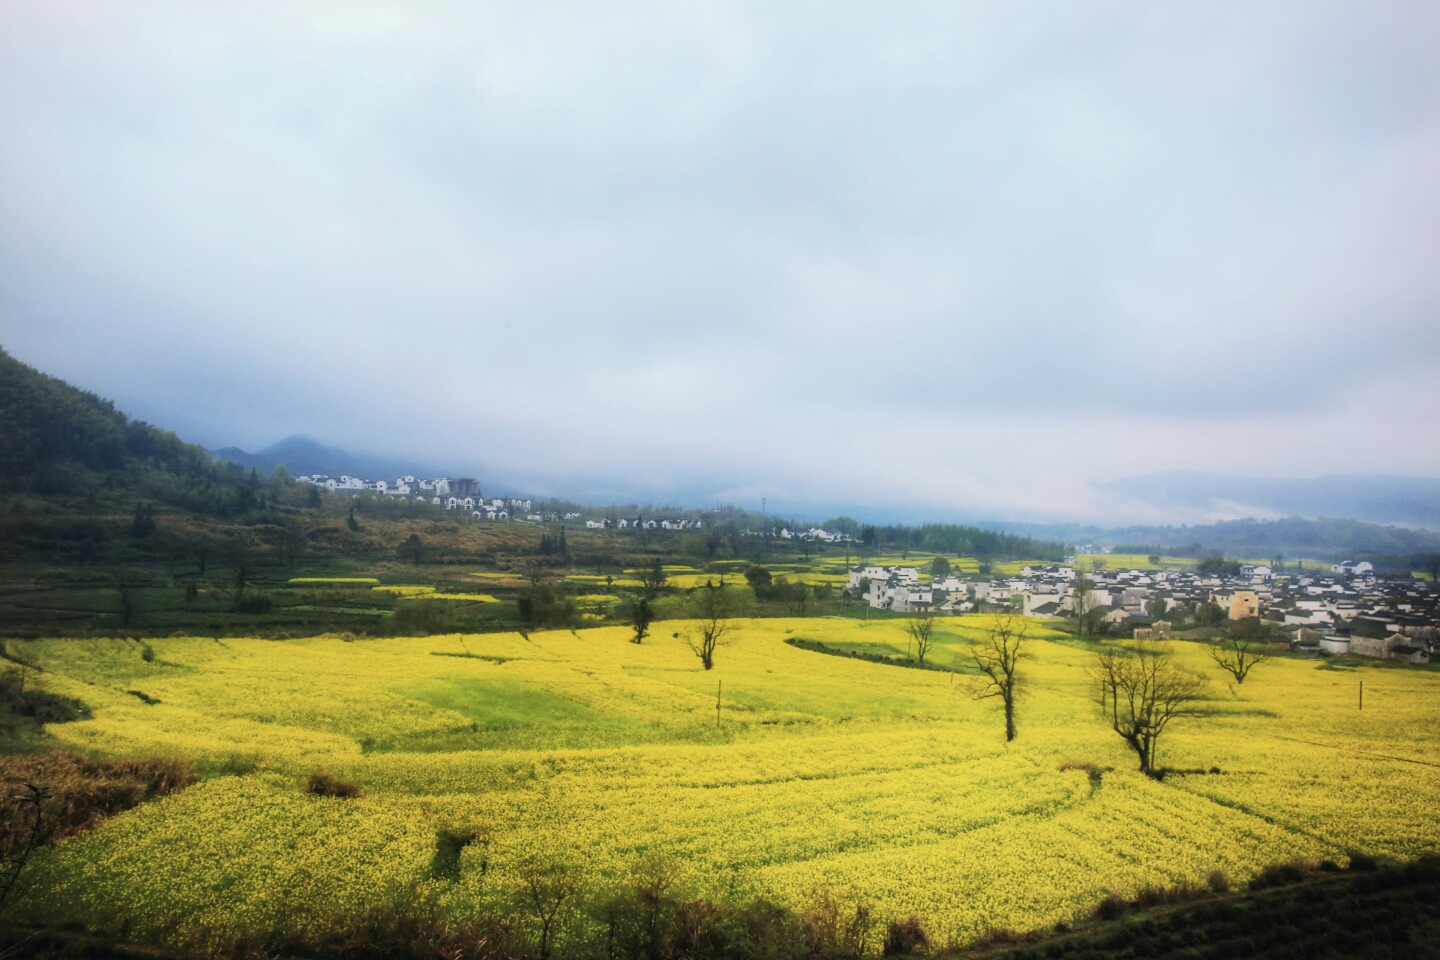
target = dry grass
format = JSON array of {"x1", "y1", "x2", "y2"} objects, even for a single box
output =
[{"x1": 0, "y1": 749, "x2": 196, "y2": 846}]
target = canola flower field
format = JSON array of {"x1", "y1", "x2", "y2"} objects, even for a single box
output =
[{"x1": 18, "y1": 617, "x2": 1440, "y2": 949}]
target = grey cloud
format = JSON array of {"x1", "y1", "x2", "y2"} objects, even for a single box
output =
[{"x1": 2, "y1": 1, "x2": 1438, "y2": 520}]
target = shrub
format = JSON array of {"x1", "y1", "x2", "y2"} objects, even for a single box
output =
[
  {"x1": 1249, "y1": 861, "x2": 1309, "y2": 890},
  {"x1": 388, "y1": 599, "x2": 452, "y2": 637},
  {"x1": 1348, "y1": 852, "x2": 1378, "y2": 872},
  {"x1": 1090, "y1": 894, "x2": 1125, "y2": 921},
  {"x1": 882, "y1": 915, "x2": 929, "y2": 956},
  {"x1": 802, "y1": 890, "x2": 874, "y2": 960},
  {"x1": 236, "y1": 593, "x2": 275, "y2": 614},
  {"x1": 432, "y1": 827, "x2": 482, "y2": 881},
  {"x1": 1206, "y1": 868, "x2": 1231, "y2": 893},
  {"x1": 307, "y1": 770, "x2": 362, "y2": 799},
  {"x1": 971, "y1": 928, "x2": 1040, "y2": 948},
  {"x1": 1132, "y1": 882, "x2": 1203, "y2": 908}
]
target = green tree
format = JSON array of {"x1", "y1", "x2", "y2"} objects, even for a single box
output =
[
  {"x1": 628, "y1": 598, "x2": 653, "y2": 645},
  {"x1": 637, "y1": 559, "x2": 668, "y2": 600},
  {"x1": 1145, "y1": 597, "x2": 1169, "y2": 620},
  {"x1": 272, "y1": 464, "x2": 289, "y2": 481},
  {"x1": 1197, "y1": 557, "x2": 1242, "y2": 577},
  {"x1": 128, "y1": 502, "x2": 157, "y2": 539},
  {"x1": 306, "y1": 484, "x2": 322, "y2": 508},
  {"x1": 399, "y1": 533, "x2": 424, "y2": 564},
  {"x1": 1194, "y1": 600, "x2": 1226, "y2": 625},
  {"x1": 744, "y1": 565, "x2": 772, "y2": 590},
  {"x1": 518, "y1": 585, "x2": 578, "y2": 630},
  {"x1": 929, "y1": 557, "x2": 951, "y2": 579}
]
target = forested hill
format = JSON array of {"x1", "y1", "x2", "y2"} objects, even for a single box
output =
[
  {"x1": 0, "y1": 346, "x2": 210, "y2": 489},
  {"x1": 820, "y1": 517, "x2": 1065, "y2": 561}
]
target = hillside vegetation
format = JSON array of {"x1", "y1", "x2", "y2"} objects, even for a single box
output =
[{"x1": 0, "y1": 348, "x2": 1072, "y2": 640}]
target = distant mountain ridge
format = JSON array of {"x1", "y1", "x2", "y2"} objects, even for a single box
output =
[
  {"x1": 1098, "y1": 471, "x2": 1440, "y2": 530},
  {"x1": 209, "y1": 435, "x2": 443, "y2": 481},
  {"x1": 983, "y1": 516, "x2": 1440, "y2": 560}
]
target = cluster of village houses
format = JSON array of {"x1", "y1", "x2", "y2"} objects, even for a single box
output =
[
  {"x1": 296, "y1": 473, "x2": 1432, "y2": 662},
  {"x1": 297, "y1": 474, "x2": 710, "y2": 528},
  {"x1": 847, "y1": 561, "x2": 1437, "y2": 663},
  {"x1": 298, "y1": 475, "x2": 532, "y2": 521}
]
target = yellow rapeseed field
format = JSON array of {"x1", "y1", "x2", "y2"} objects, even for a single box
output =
[{"x1": 19, "y1": 618, "x2": 1440, "y2": 948}]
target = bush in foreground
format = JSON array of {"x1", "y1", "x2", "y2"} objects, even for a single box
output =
[{"x1": 307, "y1": 771, "x2": 363, "y2": 799}]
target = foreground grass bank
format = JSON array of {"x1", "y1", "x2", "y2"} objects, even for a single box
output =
[{"x1": 11, "y1": 617, "x2": 1440, "y2": 951}]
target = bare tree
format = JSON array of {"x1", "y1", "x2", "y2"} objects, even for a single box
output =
[
  {"x1": 1072, "y1": 575, "x2": 1101, "y2": 638},
  {"x1": 630, "y1": 852, "x2": 682, "y2": 960},
  {"x1": 516, "y1": 857, "x2": 578, "y2": 960},
  {"x1": 1209, "y1": 626, "x2": 1271, "y2": 684},
  {"x1": 279, "y1": 525, "x2": 308, "y2": 568},
  {"x1": 906, "y1": 617, "x2": 936, "y2": 664},
  {"x1": 227, "y1": 539, "x2": 255, "y2": 607},
  {"x1": 1092, "y1": 644, "x2": 1208, "y2": 777},
  {"x1": 685, "y1": 582, "x2": 736, "y2": 670},
  {"x1": 0, "y1": 784, "x2": 51, "y2": 909},
  {"x1": 968, "y1": 613, "x2": 1028, "y2": 741},
  {"x1": 116, "y1": 583, "x2": 141, "y2": 628}
]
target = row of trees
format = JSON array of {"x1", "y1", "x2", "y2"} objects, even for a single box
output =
[{"x1": 954, "y1": 612, "x2": 1270, "y2": 776}]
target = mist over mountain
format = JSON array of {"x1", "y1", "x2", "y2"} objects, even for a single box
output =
[
  {"x1": 209, "y1": 436, "x2": 448, "y2": 483},
  {"x1": 1095, "y1": 472, "x2": 1440, "y2": 530}
]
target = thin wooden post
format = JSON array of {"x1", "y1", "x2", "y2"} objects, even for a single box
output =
[{"x1": 1359, "y1": 680, "x2": 1363, "y2": 711}]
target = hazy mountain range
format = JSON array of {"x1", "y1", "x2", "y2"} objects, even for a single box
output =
[
  {"x1": 209, "y1": 435, "x2": 448, "y2": 484},
  {"x1": 1094, "y1": 472, "x2": 1440, "y2": 530}
]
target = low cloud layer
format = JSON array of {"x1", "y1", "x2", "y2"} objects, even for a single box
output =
[{"x1": 3, "y1": 2, "x2": 1438, "y2": 522}]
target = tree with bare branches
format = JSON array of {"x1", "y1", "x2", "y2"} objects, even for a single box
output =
[
  {"x1": 0, "y1": 783, "x2": 50, "y2": 909},
  {"x1": 685, "y1": 582, "x2": 736, "y2": 670},
  {"x1": 1092, "y1": 644, "x2": 1208, "y2": 777},
  {"x1": 516, "y1": 856, "x2": 578, "y2": 960},
  {"x1": 906, "y1": 617, "x2": 936, "y2": 664},
  {"x1": 1071, "y1": 575, "x2": 1101, "y2": 638},
  {"x1": 1210, "y1": 623, "x2": 1272, "y2": 684},
  {"x1": 968, "y1": 613, "x2": 1028, "y2": 741}
]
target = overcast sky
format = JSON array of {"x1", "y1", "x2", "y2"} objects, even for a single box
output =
[{"x1": 2, "y1": 2, "x2": 1438, "y2": 523}]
